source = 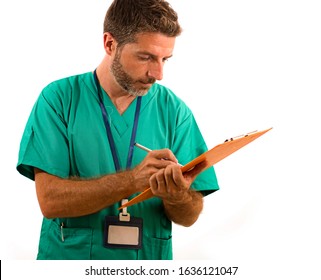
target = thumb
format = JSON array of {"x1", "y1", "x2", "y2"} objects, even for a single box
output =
[{"x1": 183, "y1": 160, "x2": 207, "y2": 181}]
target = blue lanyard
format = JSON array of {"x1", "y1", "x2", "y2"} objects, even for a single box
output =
[{"x1": 93, "y1": 69, "x2": 142, "y2": 172}]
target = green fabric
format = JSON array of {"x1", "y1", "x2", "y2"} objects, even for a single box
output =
[{"x1": 17, "y1": 72, "x2": 219, "y2": 260}]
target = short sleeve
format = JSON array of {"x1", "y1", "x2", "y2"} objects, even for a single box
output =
[{"x1": 17, "y1": 88, "x2": 70, "y2": 180}]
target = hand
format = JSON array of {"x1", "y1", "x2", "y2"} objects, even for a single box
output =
[
  {"x1": 149, "y1": 161, "x2": 206, "y2": 204},
  {"x1": 131, "y1": 149, "x2": 179, "y2": 193}
]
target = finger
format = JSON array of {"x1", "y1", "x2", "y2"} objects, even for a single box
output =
[
  {"x1": 155, "y1": 170, "x2": 167, "y2": 193},
  {"x1": 148, "y1": 157, "x2": 177, "y2": 169},
  {"x1": 164, "y1": 165, "x2": 176, "y2": 193},
  {"x1": 149, "y1": 173, "x2": 158, "y2": 194},
  {"x1": 172, "y1": 166, "x2": 184, "y2": 189},
  {"x1": 183, "y1": 161, "x2": 207, "y2": 181},
  {"x1": 149, "y1": 149, "x2": 178, "y2": 164},
  {"x1": 164, "y1": 166, "x2": 190, "y2": 203},
  {"x1": 150, "y1": 169, "x2": 167, "y2": 194}
]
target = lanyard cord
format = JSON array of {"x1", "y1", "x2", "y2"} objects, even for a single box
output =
[
  {"x1": 126, "y1": 96, "x2": 142, "y2": 169},
  {"x1": 93, "y1": 69, "x2": 142, "y2": 172}
]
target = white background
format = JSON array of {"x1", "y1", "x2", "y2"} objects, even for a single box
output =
[{"x1": 1, "y1": 0, "x2": 320, "y2": 279}]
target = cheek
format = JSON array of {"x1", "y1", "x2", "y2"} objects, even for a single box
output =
[
  {"x1": 121, "y1": 57, "x2": 148, "y2": 78},
  {"x1": 128, "y1": 63, "x2": 148, "y2": 78}
]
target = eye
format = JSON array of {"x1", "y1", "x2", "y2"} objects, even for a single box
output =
[{"x1": 138, "y1": 55, "x2": 151, "y2": 61}]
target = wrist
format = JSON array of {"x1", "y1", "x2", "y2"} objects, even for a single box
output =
[
  {"x1": 163, "y1": 190, "x2": 193, "y2": 206},
  {"x1": 124, "y1": 170, "x2": 138, "y2": 195}
]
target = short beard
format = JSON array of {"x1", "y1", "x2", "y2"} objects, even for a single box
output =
[{"x1": 111, "y1": 49, "x2": 155, "y2": 97}]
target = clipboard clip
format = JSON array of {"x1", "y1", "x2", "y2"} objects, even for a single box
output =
[{"x1": 224, "y1": 130, "x2": 258, "y2": 142}]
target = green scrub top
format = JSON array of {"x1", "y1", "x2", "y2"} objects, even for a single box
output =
[{"x1": 17, "y1": 72, "x2": 219, "y2": 260}]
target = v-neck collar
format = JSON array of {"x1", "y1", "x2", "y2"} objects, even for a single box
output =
[
  {"x1": 85, "y1": 72, "x2": 156, "y2": 137},
  {"x1": 100, "y1": 86, "x2": 138, "y2": 137}
]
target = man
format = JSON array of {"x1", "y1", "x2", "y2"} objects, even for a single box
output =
[{"x1": 17, "y1": 0, "x2": 219, "y2": 260}]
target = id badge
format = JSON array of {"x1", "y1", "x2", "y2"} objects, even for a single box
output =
[{"x1": 104, "y1": 200, "x2": 143, "y2": 249}]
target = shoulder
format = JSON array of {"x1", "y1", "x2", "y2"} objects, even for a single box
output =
[
  {"x1": 30, "y1": 72, "x2": 95, "y2": 124},
  {"x1": 38, "y1": 72, "x2": 95, "y2": 108},
  {"x1": 42, "y1": 72, "x2": 93, "y2": 97}
]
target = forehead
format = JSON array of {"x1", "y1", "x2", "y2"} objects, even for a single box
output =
[{"x1": 122, "y1": 32, "x2": 176, "y2": 57}]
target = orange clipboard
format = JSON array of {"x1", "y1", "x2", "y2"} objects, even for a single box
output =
[{"x1": 119, "y1": 127, "x2": 272, "y2": 210}]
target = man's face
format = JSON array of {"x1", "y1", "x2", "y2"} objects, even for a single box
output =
[{"x1": 110, "y1": 33, "x2": 176, "y2": 96}]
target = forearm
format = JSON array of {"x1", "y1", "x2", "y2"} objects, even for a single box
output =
[
  {"x1": 35, "y1": 169, "x2": 137, "y2": 219},
  {"x1": 35, "y1": 149, "x2": 178, "y2": 219},
  {"x1": 163, "y1": 190, "x2": 203, "y2": 227}
]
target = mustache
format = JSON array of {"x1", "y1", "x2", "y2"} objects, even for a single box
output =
[{"x1": 139, "y1": 78, "x2": 156, "y2": 84}]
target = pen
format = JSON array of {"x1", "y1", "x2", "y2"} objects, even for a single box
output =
[
  {"x1": 134, "y1": 143, "x2": 183, "y2": 166},
  {"x1": 134, "y1": 143, "x2": 153, "y2": 153}
]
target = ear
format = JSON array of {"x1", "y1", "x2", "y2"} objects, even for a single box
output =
[{"x1": 103, "y1": 32, "x2": 117, "y2": 55}]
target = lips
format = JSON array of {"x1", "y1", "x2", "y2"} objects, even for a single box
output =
[
  {"x1": 139, "y1": 78, "x2": 156, "y2": 85},
  {"x1": 140, "y1": 82, "x2": 153, "y2": 86}
]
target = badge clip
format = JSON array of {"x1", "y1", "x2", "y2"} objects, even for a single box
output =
[
  {"x1": 119, "y1": 199, "x2": 130, "y2": 222},
  {"x1": 104, "y1": 199, "x2": 143, "y2": 249}
]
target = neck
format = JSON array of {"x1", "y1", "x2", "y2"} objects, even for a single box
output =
[
  {"x1": 95, "y1": 63, "x2": 136, "y2": 115},
  {"x1": 110, "y1": 95, "x2": 136, "y2": 115}
]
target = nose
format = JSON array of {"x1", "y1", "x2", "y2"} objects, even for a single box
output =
[{"x1": 148, "y1": 62, "x2": 164, "y2": 81}]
